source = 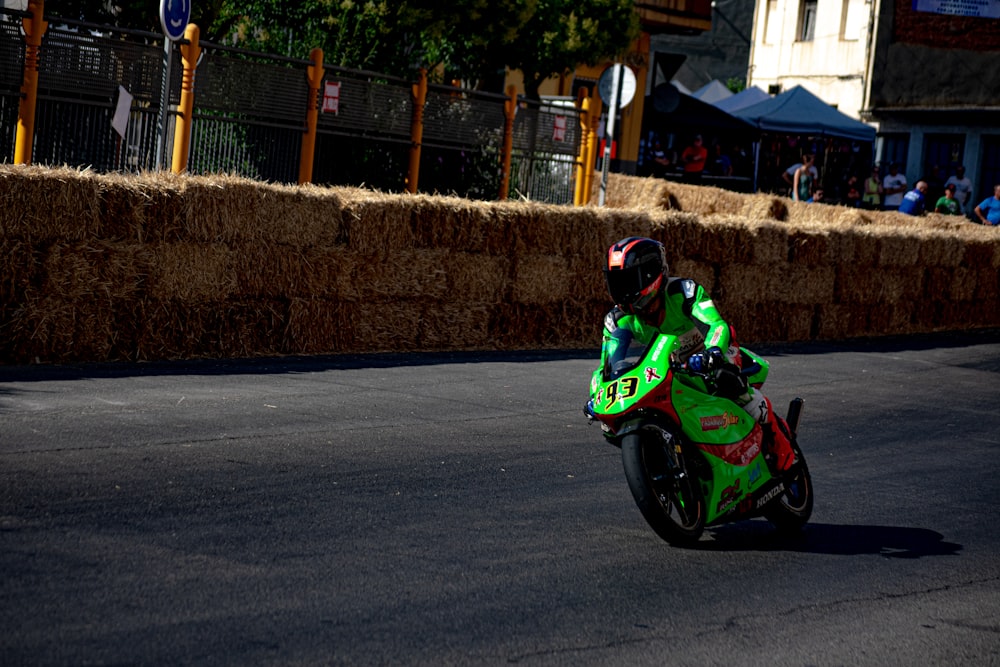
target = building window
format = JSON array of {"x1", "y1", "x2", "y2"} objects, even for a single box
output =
[
  {"x1": 764, "y1": 0, "x2": 780, "y2": 44},
  {"x1": 878, "y1": 134, "x2": 909, "y2": 173},
  {"x1": 840, "y1": 0, "x2": 865, "y2": 41},
  {"x1": 979, "y1": 136, "x2": 1000, "y2": 204},
  {"x1": 799, "y1": 0, "x2": 817, "y2": 41}
]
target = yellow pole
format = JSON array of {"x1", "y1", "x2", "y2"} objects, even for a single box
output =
[
  {"x1": 582, "y1": 93, "x2": 602, "y2": 205},
  {"x1": 14, "y1": 0, "x2": 47, "y2": 165},
  {"x1": 499, "y1": 85, "x2": 517, "y2": 201},
  {"x1": 299, "y1": 47, "x2": 324, "y2": 185},
  {"x1": 573, "y1": 88, "x2": 590, "y2": 206},
  {"x1": 171, "y1": 24, "x2": 200, "y2": 174},
  {"x1": 406, "y1": 68, "x2": 428, "y2": 194}
]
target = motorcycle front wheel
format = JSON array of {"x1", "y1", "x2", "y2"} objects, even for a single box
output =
[
  {"x1": 621, "y1": 430, "x2": 705, "y2": 546},
  {"x1": 763, "y1": 440, "x2": 813, "y2": 533}
]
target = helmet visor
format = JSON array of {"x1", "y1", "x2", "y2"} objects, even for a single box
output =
[{"x1": 605, "y1": 268, "x2": 662, "y2": 312}]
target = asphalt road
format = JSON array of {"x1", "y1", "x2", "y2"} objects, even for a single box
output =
[{"x1": 2, "y1": 332, "x2": 999, "y2": 666}]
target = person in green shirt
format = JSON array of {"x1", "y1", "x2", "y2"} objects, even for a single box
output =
[
  {"x1": 935, "y1": 183, "x2": 962, "y2": 215},
  {"x1": 600, "y1": 237, "x2": 795, "y2": 471}
]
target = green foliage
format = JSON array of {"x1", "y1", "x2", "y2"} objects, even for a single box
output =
[
  {"x1": 726, "y1": 77, "x2": 746, "y2": 94},
  {"x1": 62, "y1": 0, "x2": 638, "y2": 96}
]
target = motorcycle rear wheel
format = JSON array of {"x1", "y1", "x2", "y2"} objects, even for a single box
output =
[
  {"x1": 621, "y1": 430, "x2": 705, "y2": 546},
  {"x1": 763, "y1": 440, "x2": 813, "y2": 533}
]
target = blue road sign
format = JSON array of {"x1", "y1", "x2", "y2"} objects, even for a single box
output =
[{"x1": 160, "y1": 0, "x2": 191, "y2": 41}]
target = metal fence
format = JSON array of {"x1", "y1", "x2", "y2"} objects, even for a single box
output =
[{"x1": 1, "y1": 10, "x2": 581, "y2": 204}]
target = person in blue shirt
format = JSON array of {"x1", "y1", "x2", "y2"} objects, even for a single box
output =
[
  {"x1": 974, "y1": 184, "x2": 1000, "y2": 226},
  {"x1": 898, "y1": 181, "x2": 928, "y2": 216}
]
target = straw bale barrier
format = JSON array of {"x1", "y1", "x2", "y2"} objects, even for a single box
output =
[{"x1": 1, "y1": 165, "x2": 998, "y2": 365}]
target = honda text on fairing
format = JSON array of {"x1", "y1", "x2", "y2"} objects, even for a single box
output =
[{"x1": 584, "y1": 333, "x2": 813, "y2": 546}]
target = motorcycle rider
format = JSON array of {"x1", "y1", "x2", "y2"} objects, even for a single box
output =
[{"x1": 597, "y1": 236, "x2": 795, "y2": 472}]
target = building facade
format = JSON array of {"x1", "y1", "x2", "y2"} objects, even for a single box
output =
[{"x1": 748, "y1": 0, "x2": 1000, "y2": 208}]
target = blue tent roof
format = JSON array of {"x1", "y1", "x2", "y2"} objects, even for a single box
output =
[
  {"x1": 732, "y1": 85, "x2": 876, "y2": 143},
  {"x1": 712, "y1": 86, "x2": 770, "y2": 114},
  {"x1": 691, "y1": 79, "x2": 733, "y2": 105}
]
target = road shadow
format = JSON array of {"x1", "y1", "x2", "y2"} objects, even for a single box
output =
[
  {"x1": 0, "y1": 348, "x2": 599, "y2": 384},
  {"x1": 692, "y1": 521, "x2": 963, "y2": 558}
]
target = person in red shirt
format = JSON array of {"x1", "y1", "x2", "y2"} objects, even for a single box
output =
[{"x1": 681, "y1": 134, "x2": 708, "y2": 183}]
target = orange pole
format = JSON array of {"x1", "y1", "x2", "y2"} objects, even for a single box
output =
[
  {"x1": 299, "y1": 47, "x2": 324, "y2": 185},
  {"x1": 406, "y1": 68, "x2": 428, "y2": 194},
  {"x1": 499, "y1": 85, "x2": 517, "y2": 201},
  {"x1": 171, "y1": 24, "x2": 200, "y2": 174},
  {"x1": 14, "y1": 0, "x2": 47, "y2": 165},
  {"x1": 582, "y1": 93, "x2": 603, "y2": 205},
  {"x1": 574, "y1": 88, "x2": 590, "y2": 206}
]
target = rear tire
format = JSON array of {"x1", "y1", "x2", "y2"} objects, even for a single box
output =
[
  {"x1": 621, "y1": 428, "x2": 705, "y2": 546},
  {"x1": 763, "y1": 440, "x2": 813, "y2": 533}
]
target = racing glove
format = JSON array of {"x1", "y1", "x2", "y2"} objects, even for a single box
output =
[{"x1": 686, "y1": 347, "x2": 726, "y2": 374}]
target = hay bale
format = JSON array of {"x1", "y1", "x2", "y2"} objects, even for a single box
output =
[
  {"x1": 149, "y1": 242, "x2": 237, "y2": 301},
  {"x1": 100, "y1": 171, "x2": 188, "y2": 242},
  {"x1": 418, "y1": 302, "x2": 493, "y2": 349},
  {"x1": 877, "y1": 230, "x2": 922, "y2": 267},
  {"x1": 739, "y1": 193, "x2": 788, "y2": 222},
  {"x1": 407, "y1": 195, "x2": 510, "y2": 254},
  {"x1": 915, "y1": 229, "x2": 966, "y2": 268},
  {"x1": 655, "y1": 180, "x2": 744, "y2": 216},
  {"x1": 446, "y1": 253, "x2": 510, "y2": 303},
  {"x1": 0, "y1": 164, "x2": 103, "y2": 241},
  {"x1": 831, "y1": 207, "x2": 877, "y2": 226},
  {"x1": 720, "y1": 264, "x2": 835, "y2": 306},
  {"x1": 0, "y1": 238, "x2": 41, "y2": 304},
  {"x1": 786, "y1": 227, "x2": 830, "y2": 265},
  {"x1": 284, "y1": 297, "x2": 352, "y2": 354},
  {"x1": 750, "y1": 220, "x2": 789, "y2": 266},
  {"x1": 40, "y1": 242, "x2": 101, "y2": 300},
  {"x1": 179, "y1": 175, "x2": 344, "y2": 246},
  {"x1": 588, "y1": 173, "x2": 673, "y2": 210},
  {"x1": 340, "y1": 189, "x2": 418, "y2": 254},
  {"x1": 513, "y1": 254, "x2": 569, "y2": 305}
]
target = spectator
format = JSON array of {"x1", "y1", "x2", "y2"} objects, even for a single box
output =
[
  {"x1": 651, "y1": 140, "x2": 672, "y2": 178},
  {"x1": 882, "y1": 163, "x2": 908, "y2": 210},
  {"x1": 807, "y1": 187, "x2": 824, "y2": 204},
  {"x1": 681, "y1": 134, "x2": 707, "y2": 183},
  {"x1": 945, "y1": 165, "x2": 973, "y2": 215},
  {"x1": 731, "y1": 143, "x2": 751, "y2": 177},
  {"x1": 783, "y1": 155, "x2": 819, "y2": 196},
  {"x1": 862, "y1": 166, "x2": 883, "y2": 209},
  {"x1": 934, "y1": 183, "x2": 962, "y2": 215},
  {"x1": 844, "y1": 175, "x2": 861, "y2": 207},
  {"x1": 792, "y1": 154, "x2": 816, "y2": 202},
  {"x1": 710, "y1": 143, "x2": 733, "y2": 177},
  {"x1": 973, "y1": 184, "x2": 1000, "y2": 226},
  {"x1": 898, "y1": 181, "x2": 928, "y2": 216}
]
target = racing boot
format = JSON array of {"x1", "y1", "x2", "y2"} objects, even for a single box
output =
[
  {"x1": 766, "y1": 410, "x2": 795, "y2": 472},
  {"x1": 743, "y1": 391, "x2": 794, "y2": 472}
]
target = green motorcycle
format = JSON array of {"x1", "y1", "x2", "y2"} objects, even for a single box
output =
[{"x1": 585, "y1": 333, "x2": 813, "y2": 546}]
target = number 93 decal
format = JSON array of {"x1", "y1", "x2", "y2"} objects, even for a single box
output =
[{"x1": 604, "y1": 376, "x2": 638, "y2": 408}]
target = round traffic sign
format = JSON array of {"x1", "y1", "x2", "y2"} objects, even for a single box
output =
[
  {"x1": 160, "y1": 0, "x2": 191, "y2": 41},
  {"x1": 597, "y1": 64, "x2": 637, "y2": 109}
]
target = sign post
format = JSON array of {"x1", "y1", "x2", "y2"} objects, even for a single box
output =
[
  {"x1": 596, "y1": 64, "x2": 636, "y2": 206},
  {"x1": 156, "y1": 0, "x2": 191, "y2": 170}
]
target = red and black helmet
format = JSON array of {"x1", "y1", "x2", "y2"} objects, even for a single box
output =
[{"x1": 603, "y1": 237, "x2": 668, "y2": 314}]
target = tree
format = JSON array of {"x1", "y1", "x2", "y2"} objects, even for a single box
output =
[
  {"x1": 57, "y1": 0, "x2": 639, "y2": 97},
  {"x1": 485, "y1": 0, "x2": 639, "y2": 99}
]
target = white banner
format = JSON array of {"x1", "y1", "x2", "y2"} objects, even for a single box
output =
[
  {"x1": 912, "y1": 0, "x2": 1000, "y2": 18},
  {"x1": 112, "y1": 86, "x2": 132, "y2": 139}
]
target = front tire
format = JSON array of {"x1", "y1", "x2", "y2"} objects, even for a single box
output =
[
  {"x1": 621, "y1": 429, "x2": 705, "y2": 546},
  {"x1": 763, "y1": 440, "x2": 813, "y2": 533}
]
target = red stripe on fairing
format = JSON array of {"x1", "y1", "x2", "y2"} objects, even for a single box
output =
[
  {"x1": 697, "y1": 424, "x2": 764, "y2": 466},
  {"x1": 607, "y1": 239, "x2": 644, "y2": 268}
]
